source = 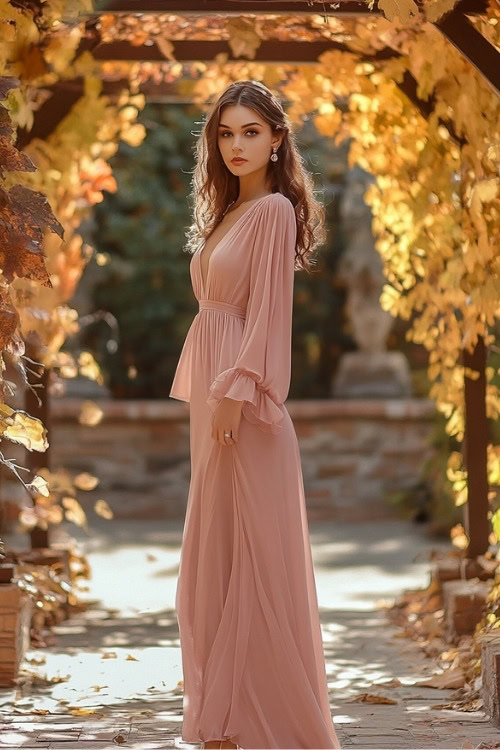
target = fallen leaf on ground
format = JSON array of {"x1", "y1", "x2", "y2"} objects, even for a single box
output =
[
  {"x1": 101, "y1": 651, "x2": 118, "y2": 659},
  {"x1": 25, "y1": 655, "x2": 47, "y2": 665},
  {"x1": 374, "y1": 678, "x2": 402, "y2": 687},
  {"x1": 68, "y1": 707, "x2": 104, "y2": 716},
  {"x1": 415, "y1": 667, "x2": 465, "y2": 689},
  {"x1": 347, "y1": 692, "x2": 398, "y2": 704},
  {"x1": 22, "y1": 671, "x2": 70, "y2": 685}
]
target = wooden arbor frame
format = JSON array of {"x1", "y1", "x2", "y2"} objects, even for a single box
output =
[{"x1": 18, "y1": 0, "x2": 497, "y2": 557}]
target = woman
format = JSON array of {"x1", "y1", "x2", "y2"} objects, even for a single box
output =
[{"x1": 169, "y1": 80, "x2": 341, "y2": 750}]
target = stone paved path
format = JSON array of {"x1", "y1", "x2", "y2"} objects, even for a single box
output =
[{"x1": 0, "y1": 517, "x2": 498, "y2": 749}]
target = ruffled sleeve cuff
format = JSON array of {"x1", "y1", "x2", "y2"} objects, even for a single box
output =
[{"x1": 206, "y1": 367, "x2": 285, "y2": 435}]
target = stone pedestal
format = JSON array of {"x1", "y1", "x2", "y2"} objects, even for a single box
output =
[
  {"x1": 332, "y1": 351, "x2": 412, "y2": 398},
  {"x1": 479, "y1": 632, "x2": 500, "y2": 727},
  {"x1": 0, "y1": 583, "x2": 32, "y2": 686},
  {"x1": 441, "y1": 578, "x2": 491, "y2": 642}
]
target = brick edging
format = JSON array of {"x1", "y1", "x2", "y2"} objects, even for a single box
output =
[{"x1": 51, "y1": 397, "x2": 436, "y2": 422}]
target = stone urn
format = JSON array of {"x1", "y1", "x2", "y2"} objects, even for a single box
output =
[{"x1": 332, "y1": 168, "x2": 412, "y2": 398}]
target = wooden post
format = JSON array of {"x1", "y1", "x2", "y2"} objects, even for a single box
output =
[{"x1": 462, "y1": 335, "x2": 490, "y2": 557}]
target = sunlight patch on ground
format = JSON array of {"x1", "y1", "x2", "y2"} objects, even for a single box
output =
[
  {"x1": 79, "y1": 545, "x2": 179, "y2": 616},
  {"x1": 0, "y1": 646, "x2": 182, "y2": 714}
]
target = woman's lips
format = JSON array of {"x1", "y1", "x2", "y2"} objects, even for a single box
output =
[{"x1": 231, "y1": 158, "x2": 247, "y2": 164}]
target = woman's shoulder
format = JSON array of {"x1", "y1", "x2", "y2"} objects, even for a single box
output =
[
  {"x1": 268, "y1": 191, "x2": 292, "y2": 205},
  {"x1": 263, "y1": 192, "x2": 295, "y2": 217},
  {"x1": 247, "y1": 193, "x2": 296, "y2": 236},
  {"x1": 253, "y1": 193, "x2": 297, "y2": 253}
]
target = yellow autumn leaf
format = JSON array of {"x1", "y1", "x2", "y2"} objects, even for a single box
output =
[
  {"x1": 36, "y1": 467, "x2": 74, "y2": 495},
  {"x1": 227, "y1": 17, "x2": 262, "y2": 60},
  {"x1": 0, "y1": 403, "x2": 14, "y2": 420},
  {"x1": 62, "y1": 496, "x2": 88, "y2": 530},
  {"x1": 447, "y1": 451, "x2": 462, "y2": 471},
  {"x1": 79, "y1": 400, "x2": 103, "y2": 426},
  {"x1": 60, "y1": 362, "x2": 78, "y2": 378},
  {"x1": 423, "y1": 0, "x2": 460, "y2": 23},
  {"x1": 450, "y1": 522, "x2": 469, "y2": 547},
  {"x1": 46, "y1": 504, "x2": 64, "y2": 524},
  {"x1": 470, "y1": 178, "x2": 499, "y2": 205},
  {"x1": 27, "y1": 474, "x2": 50, "y2": 498},
  {"x1": 78, "y1": 351, "x2": 102, "y2": 382},
  {"x1": 155, "y1": 37, "x2": 176, "y2": 61},
  {"x1": 18, "y1": 507, "x2": 38, "y2": 530},
  {"x1": 0, "y1": 0, "x2": 20, "y2": 41},
  {"x1": 120, "y1": 123, "x2": 146, "y2": 147},
  {"x1": 73, "y1": 472, "x2": 99, "y2": 491},
  {"x1": 94, "y1": 499, "x2": 113, "y2": 520},
  {"x1": 2, "y1": 411, "x2": 49, "y2": 452},
  {"x1": 128, "y1": 94, "x2": 146, "y2": 110},
  {"x1": 42, "y1": 27, "x2": 82, "y2": 74}
]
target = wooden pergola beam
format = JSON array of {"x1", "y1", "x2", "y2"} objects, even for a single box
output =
[
  {"x1": 433, "y1": 6, "x2": 500, "y2": 97},
  {"x1": 87, "y1": 0, "x2": 384, "y2": 15},
  {"x1": 86, "y1": 0, "x2": 488, "y2": 15},
  {"x1": 78, "y1": 38, "x2": 399, "y2": 65}
]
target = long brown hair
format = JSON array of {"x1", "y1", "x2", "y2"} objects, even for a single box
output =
[{"x1": 185, "y1": 79, "x2": 326, "y2": 272}]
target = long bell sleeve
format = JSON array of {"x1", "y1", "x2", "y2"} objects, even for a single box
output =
[{"x1": 206, "y1": 194, "x2": 297, "y2": 435}]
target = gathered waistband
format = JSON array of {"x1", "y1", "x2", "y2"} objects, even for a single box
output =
[{"x1": 198, "y1": 299, "x2": 246, "y2": 319}]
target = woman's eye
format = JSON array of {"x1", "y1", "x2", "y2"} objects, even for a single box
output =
[{"x1": 221, "y1": 130, "x2": 258, "y2": 137}]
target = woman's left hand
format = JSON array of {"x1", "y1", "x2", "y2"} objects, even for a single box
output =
[{"x1": 211, "y1": 397, "x2": 243, "y2": 446}]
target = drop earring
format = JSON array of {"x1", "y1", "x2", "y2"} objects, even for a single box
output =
[{"x1": 270, "y1": 146, "x2": 278, "y2": 162}]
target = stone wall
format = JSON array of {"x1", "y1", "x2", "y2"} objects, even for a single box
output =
[{"x1": 40, "y1": 397, "x2": 436, "y2": 523}]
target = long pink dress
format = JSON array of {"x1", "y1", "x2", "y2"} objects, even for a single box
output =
[{"x1": 169, "y1": 192, "x2": 341, "y2": 750}]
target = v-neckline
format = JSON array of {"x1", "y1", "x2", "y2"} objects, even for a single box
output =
[{"x1": 198, "y1": 193, "x2": 275, "y2": 297}]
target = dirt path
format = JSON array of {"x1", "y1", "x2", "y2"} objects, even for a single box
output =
[{"x1": 0, "y1": 518, "x2": 497, "y2": 749}]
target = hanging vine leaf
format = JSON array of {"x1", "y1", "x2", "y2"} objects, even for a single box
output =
[
  {"x1": 0, "y1": 224, "x2": 52, "y2": 286},
  {"x1": 9, "y1": 184, "x2": 64, "y2": 240},
  {"x1": 0, "y1": 135, "x2": 37, "y2": 175},
  {"x1": 0, "y1": 290, "x2": 19, "y2": 350}
]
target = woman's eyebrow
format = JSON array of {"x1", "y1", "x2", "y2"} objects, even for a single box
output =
[{"x1": 218, "y1": 122, "x2": 262, "y2": 128}]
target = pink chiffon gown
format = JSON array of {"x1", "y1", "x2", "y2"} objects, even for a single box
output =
[{"x1": 169, "y1": 192, "x2": 341, "y2": 750}]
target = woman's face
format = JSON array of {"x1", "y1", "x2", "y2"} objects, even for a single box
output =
[{"x1": 217, "y1": 104, "x2": 279, "y2": 176}]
